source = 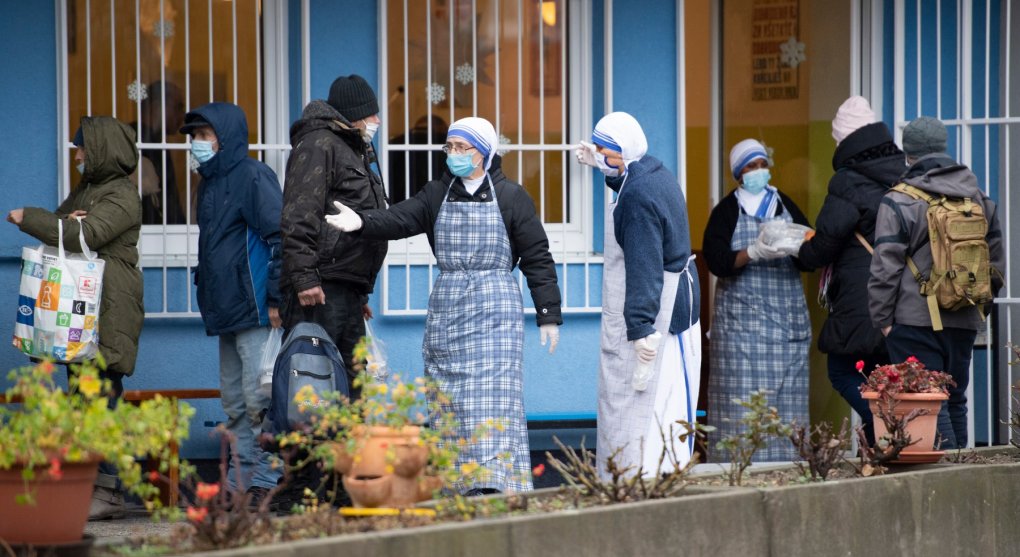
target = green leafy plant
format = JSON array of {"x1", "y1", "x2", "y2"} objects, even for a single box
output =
[
  {"x1": 0, "y1": 359, "x2": 194, "y2": 509},
  {"x1": 716, "y1": 390, "x2": 792, "y2": 486},
  {"x1": 859, "y1": 356, "x2": 956, "y2": 396}
]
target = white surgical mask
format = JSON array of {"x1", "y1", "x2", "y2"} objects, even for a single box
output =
[
  {"x1": 596, "y1": 154, "x2": 622, "y2": 178},
  {"x1": 362, "y1": 121, "x2": 379, "y2": 143}
]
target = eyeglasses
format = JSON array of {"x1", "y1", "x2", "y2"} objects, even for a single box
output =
[{"x1": 442, "y1": 143, "x2": 477, "y2": 155}]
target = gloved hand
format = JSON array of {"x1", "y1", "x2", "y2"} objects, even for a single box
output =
[
  {"x1": 634, "y1": 334, "x2": 658, "y2": 364},
  {"x1": 540, "y1": 324, "x2": 560, "y2": 354},
  {"x1": 746, "y1": 237, "x2": 784, "y2": 261},
  {"x1": 574, "y1": 141, "x2": 599, "y2": 168},
  {"x1": 325, "y1": 201, "x2": 363, "y2": 232}
]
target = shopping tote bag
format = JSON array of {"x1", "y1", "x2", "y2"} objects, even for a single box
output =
[{"x1": 13, "y1": 217, "x2": 105, "y2": 362}]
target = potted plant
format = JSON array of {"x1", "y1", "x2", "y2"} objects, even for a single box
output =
[
  {"x1": 0, "y1": 360, "x2": 193, "y2": 545},
  {"x1": 859, "y1": 356, "x2": 955, "y2": 460}
]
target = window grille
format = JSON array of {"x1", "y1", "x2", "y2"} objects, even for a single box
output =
[{"x1": 58, "y1": 0, "x2": 290, "y2": 317}]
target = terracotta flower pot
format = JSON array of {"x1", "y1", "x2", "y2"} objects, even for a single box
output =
[
  {"x1": 342, "y1": 474, "x2": 393, "y2": 508},
  {"x1": 862, "y1": 391, "x2": 948, "y2": 456},
  {"x1": 348, "y1": 425, "x2": 421, "y2": 478},
  {"x1": 0, "y1": 458, "x2": 100, "y2": 545}
]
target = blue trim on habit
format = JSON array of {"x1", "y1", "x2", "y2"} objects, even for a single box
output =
[{"x1": 592, "y1": 129, "x2": 622, "y2": 153}]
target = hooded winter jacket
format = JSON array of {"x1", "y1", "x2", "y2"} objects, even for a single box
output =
[
  {"x1": 868, "y1": 153, "x2": 1005, "y2": 331},
  {"x1": 798, "y1": 122, "x2": 904, "y2": 356},
  {"x1": 188, "y1": 103, "x2": 283, "y2": 336},
  {"x1": 20, "y1": 117, "x2": 144, "y2": 375},
  {"x1": 280, "y1": 100, "x2": 388, "y2": 295}
]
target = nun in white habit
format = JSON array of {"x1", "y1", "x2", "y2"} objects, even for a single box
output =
[{"x1": 576, "y1": 112, "x2": 702, "y2": 478}]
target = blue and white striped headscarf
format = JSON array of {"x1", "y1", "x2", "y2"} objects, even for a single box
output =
[
  {"x1": 447, "y1": 117, "x2": 499, "y2": 171},
  {"x1": 592, "y1": 112, "x2": 648, "y2": 165},
  {"x1": 728, "y1": 139, "x2": 768, "y2": 181}
]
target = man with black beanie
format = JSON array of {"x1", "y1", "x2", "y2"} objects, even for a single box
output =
[
  {"x1": 280, "y1": 75, "x2": 388, "y2": 385},
  {"x1": 273, "y1": 75, "x2": 387, "y2": 510}
]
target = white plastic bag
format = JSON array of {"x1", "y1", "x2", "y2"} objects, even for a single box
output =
[
  {"x1": 758, "y1": 220, "x2": 813, "y2": 255},
  {"x1": 257, "y1": 327, "x2": 283, "y2": 396},
  {"x1": 14, "y1": 218, "x2": 105, "y2": 362},
  {"x1": 363, "y1": 320, "x2": 389, "y2": 381}
]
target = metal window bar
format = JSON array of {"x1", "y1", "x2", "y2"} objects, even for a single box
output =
[
  {"x1": 379, "y1": 0, "x2": 599, "y2": 316},
  {"x1": 61, "y1": 0, "x2": 290, "y2": 319}
]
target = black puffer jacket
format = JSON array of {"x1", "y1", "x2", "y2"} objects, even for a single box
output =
[
  {"x1": 358, "y1": 157, "x2": 563, "y2": 327},
  {"x1": 798, "y1": 122, "x2": 904, "y2": 356},
  {"x1": 281, "y1": 100, "x2": 388, "y2": 295}
]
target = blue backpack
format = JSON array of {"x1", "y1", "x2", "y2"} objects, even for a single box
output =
[{"x1": 262, "y1": 322, "x2": 350, "y2": 436}]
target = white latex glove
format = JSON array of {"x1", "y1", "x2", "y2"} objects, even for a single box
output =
[
  {"x1": 574, "y1": 141, "x2": 599, "y2": 168},
  {"x1": 325, "y1": 201, "x2": 363, "y2": 232},
  {"x1": 634, "y1": 335, "x2": 658, "y2": 364},
  {"x1": 747, "y1": 237, "x2": 784, "y2": 261},
  {"x1": 540, "y1": 324, "x2": 560, "y2": 354}
]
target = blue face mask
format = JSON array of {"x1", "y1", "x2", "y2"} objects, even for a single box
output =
[
  {"x1": 76, "y1": 162, "x2": 86, "y2": 176},
  {"x1": 446, "y1": 153, "x2": 479, "y2": 177},
  {"x1": 191, "y1": 140, "x2": 217, "y2": 164},
  {"x1": 741, "y1": 168, "x2": 770, "y2": 194}
]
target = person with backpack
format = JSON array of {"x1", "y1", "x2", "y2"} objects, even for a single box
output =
[
  {"x1": 868, "y1": 116, "x2": 1005, "y2": 450},
  {"x1": 181, "y1": 102, "x2": 283, "y2": 502}
]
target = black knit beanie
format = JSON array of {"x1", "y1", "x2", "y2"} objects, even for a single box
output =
[{"x1": 327, "y1": 75, "x2": 379, "y2": 122}]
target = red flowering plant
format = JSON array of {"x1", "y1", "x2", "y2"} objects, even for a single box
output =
[
  {"x1": 858, "y1": 356, "x2": 956, "y2": 396},
  {"x1": 0, "y1": 359, "x2": 193, "y2": 508}
]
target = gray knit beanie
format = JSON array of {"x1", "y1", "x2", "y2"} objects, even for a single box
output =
[{"x1": 902, "y1": 116, "x2": 948, "y2": 158}]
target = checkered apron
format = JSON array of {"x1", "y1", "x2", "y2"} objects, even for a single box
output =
[
  {"x1": 423, "y1": 177, "x2": 532, "y2": 492},
  {"x1": 597, "y1": 179, "x2": 702, "y2": 479},
  {"x1": 707, "y1": 206, "x2": 810, "y2": 462}
]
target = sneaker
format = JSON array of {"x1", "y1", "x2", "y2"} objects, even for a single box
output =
[
  {"x1": 463, "y1": 487, "x2": 501, "y2": 497},
  {"x1": 88, "y1": 486, "x2": 126, "y2": 520}
]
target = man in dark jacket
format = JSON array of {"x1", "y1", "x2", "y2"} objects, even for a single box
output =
[
  {"x1": 182, "y1": 102, "x2": 283, "y2": 500},
  {"x1": 869, "y1": 116, "x2": 1005, "y2": 450},
  {"x1": 280, "y1": 75, "x2": 388, "y2": 379},
  {"x1": 798, "y1": 96, "x2": 903, "y2": 444}
]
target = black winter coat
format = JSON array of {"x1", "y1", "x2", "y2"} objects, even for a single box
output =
[
  {"x1": 358, "y1": 157, "x2": 563, "y2": 327},
  {"x1": 797, "y1": 122, "x2": 904, "y2": 356},
  {"x1": 281, "y1": 101, "x2": 388, "y2": 295}
]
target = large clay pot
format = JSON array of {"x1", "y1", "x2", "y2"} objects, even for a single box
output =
[
  {"x1": 862, "y1": 392, "x2": 948, "y2": 458},
  {"x1": 0, "y1": 458, "x2": 100, "y2": 545},
  {"x1": 333, "y1": 425, "x2": 433, "y2": 508}
]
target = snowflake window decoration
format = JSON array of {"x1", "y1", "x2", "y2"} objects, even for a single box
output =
[
  {"x1": 779, "y1": 37, "x2": 806, "y2": 68},
  {"x1": 455, "y1": 63, "x2": 475, "y2": 86},
  {"x1": 153, "y1": 19, "x2": 175, "y2": 40},
  {"x1": 497, "y1": 134, "x2": 512, "y2": 157},
  {"x1": 127, "y1": 80, "x2": 148, "y2": 103},
  {"x1": 426, "y1": 82, "x2": 446, "y2": 105}
]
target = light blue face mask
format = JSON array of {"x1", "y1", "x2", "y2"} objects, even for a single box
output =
[
  {"x1": 76, "y1": 162, "x2": 86, "y2": 176},
  {"x1": 446, "y1": 153, "x2": 479, "y2": 177},
  {"x1": 191, "y1": 140, "x2": 217, "y2": 164},
  {"x1": 741, "y1": 168, "x2": 770, "y2": 194}
]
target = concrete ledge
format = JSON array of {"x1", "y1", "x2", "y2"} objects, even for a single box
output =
[{"x1": 171, "y1": 449, "x2": 1019, "y2": 557}]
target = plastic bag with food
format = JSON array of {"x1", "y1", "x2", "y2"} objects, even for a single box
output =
[{"x1": 758, "y1": 220, "x2": 814, "y2": 255}]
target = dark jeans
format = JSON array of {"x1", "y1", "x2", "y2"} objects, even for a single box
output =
[
  {"x1": 281, "y1": 280, "x2": 367, "y2": 398},
  {"x1": 827, "y1": 352, "x2": 886, "y2": 446},
  {"x1": 884, "y1": 324, "x2": 976, "y2": 450}
]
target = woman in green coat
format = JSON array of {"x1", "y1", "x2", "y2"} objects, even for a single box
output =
[{"x1": 8, "y1": 116, "x2": 144, "y2": 388}]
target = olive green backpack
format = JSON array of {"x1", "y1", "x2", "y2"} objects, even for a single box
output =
[{"x1": 890, "y1": 183, "x2": 994, "y2": 331}]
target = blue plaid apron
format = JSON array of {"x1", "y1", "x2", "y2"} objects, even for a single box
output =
[
  {"x1": 423, "y1": 177, "x2": 532, "y2": 492},
  {"x1": 708, "y1": 204, "x2": 810, "y2": 462}
]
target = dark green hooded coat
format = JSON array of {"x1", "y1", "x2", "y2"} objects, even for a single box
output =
[{"x1": 20, "y1": 117, "x2": 144, "y2": 376}]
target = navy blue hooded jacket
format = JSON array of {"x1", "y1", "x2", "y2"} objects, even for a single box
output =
[
  {"x1": 609, "y1": 155, "x2": 701, "y2": 341},
  {"x1": 187, "y1": 103, "x2": 283, "y2": 336}
]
